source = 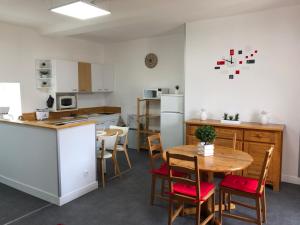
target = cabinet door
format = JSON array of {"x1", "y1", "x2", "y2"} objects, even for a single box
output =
[
  {"x1": 102, "y1": 64, "x2": 114, "y2": 92},
  {"x1": 91, "y1": 63, "x2": 104, "y2": 92},
  {"x1": 55, "y1": 60, "x2": 78, "y2": 92},
  {"x1": 244, "y1": 142, "x2": 273, "y2": 181},
  {"x1": 78, "y1": 62, "x2": 91, "y2": 92}
]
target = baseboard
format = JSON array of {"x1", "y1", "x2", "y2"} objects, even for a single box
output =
[
  {"x1": 58, "y1": 182, "x2": 98, "y2": 206},
  {"x1": 0, "y1": 175, "x2": 59, "y2": 205},
  {"x1": 282, "y1": 174, "x2": 300, "y2": 185}
]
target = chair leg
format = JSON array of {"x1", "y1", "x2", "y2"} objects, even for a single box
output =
[
  {"x1": 195, "y1": 202, "x2": 201, "y2": 225},
  {"x1": 256, "y1": 196, "x2": 262, "y2": 225},
  {"x1": 98, "y1": 159, "x2": 105, "y2": 188},
  {"x1": 168, "y1": 198, "x2": 174, "y2": 225},
  {"x1": 124, "y1": 148, "x2": 132, "y2": 169},
  {"x1": 219, "y1": 189, "x2": 223, "y2": 225},
  {"x1": 261, "y1": 189, "x2": 267, "y2": 223},
  {"x1": 212, "y1": 193, "x2": 215, "y2": 223},
  {"x1": 112, "y1": 153, "x2": 121, "y2": 176},
  {"x1": 227, "y1": 193, "x2": 231, "y2": 213},
  {"x1": 151, "y1": 175, "x2": 156, "y2": 205}
]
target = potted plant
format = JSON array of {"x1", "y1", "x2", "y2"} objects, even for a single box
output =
[
  {"x1": 195, "y1": 125, "x2": 216, "y2": 155},
  {"x1": 175, "y1": 85, "x2": 180, "y2": 94}
]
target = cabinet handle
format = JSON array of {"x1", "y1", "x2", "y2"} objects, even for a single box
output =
[
  {"x1": 73, "y1": 89, "x2": 77, "y2": 91},
  {"x1": 255, "y1": 134, "x2": 262, "y2": 138}
]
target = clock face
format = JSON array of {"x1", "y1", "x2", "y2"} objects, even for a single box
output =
[{"x1": 214, "y1": 48, "x2": 258, "y2": 79}]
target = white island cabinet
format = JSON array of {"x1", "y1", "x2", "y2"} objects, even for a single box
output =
[{"x1": 0, "y1": 120, "x2": 97, "y2": 206}]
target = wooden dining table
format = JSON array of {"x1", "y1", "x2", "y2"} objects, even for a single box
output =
[{"x1": 163, "y1": 145, "x2": 253, "y2": 225}]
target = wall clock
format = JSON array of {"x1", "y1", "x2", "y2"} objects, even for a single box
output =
[
  {"x1": 214, "y1": 48, "x2": 258, "y2": 79},
  {"x1": 145, "y1": 53, "x2": 158, "y2": 69}
]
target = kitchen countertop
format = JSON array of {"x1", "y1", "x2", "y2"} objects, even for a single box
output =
[{"x1": 0, "y1": 118, "x2": 96, "y2": 130}]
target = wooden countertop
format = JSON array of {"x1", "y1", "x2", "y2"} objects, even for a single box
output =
[
  {"x1": 0, "y1": 119, "x2": 96, "y2": 130},
  {"x1": 186, "y1": 119, "x2": 284, "y2": 132}
]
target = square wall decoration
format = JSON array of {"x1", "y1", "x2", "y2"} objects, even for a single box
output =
[{"x1": 214, "y1": 48, "x2": 258, "y2": 79}]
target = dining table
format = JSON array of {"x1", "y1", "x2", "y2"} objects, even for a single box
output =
[{"x1": 163, "y1": 144, "x2": 253, "y2": 225}]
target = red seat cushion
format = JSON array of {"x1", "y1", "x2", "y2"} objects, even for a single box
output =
[
  {"x1": 171, "y1": 182, "x2": 215, "y2": 201},
  {"x1": 220, "y1": 174, "x2": 262, "y2": 195},
  {"x1": 151, "y1": 162, "x2": 185, "y2": 177}
]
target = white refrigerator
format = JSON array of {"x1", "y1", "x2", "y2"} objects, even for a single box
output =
[{"x1": 160, "y1": 94, "x2": 184, "y2": 150}]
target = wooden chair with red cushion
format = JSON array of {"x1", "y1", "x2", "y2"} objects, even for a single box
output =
[
  {"x1": 166, "y1": 152, "x2": 215, "y2": 225},
  {"x1": 148, "y1": 133, "x2": 169, "y2": 204},
  {"x1": 219, "y1": 146, "x2": 274, "y2": 225},
  {"x1": 148, "y1": 134, "x2": 185, "y2": 205}
]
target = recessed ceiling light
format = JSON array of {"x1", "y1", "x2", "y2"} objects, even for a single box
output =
[{"x1": 50, "y1": 1, "x2": 111, "y2": 20}]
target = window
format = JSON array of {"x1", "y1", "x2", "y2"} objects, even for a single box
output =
[{"x1": 0, "y1": 83, "x2": 22, "y2": 120}]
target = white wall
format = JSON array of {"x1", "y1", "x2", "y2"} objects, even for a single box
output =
[
  {"x1": 104, "y1": 32, "x2": 185, "y2": 122},
  {"x1": 0, "y1": 22, "x2": 106, "y2": 113},
  {"x1": 185, "y1": 5, "x2": 300, "y2": 183}
]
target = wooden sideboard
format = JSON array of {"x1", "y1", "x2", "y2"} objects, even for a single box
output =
[{"x1": 186, "y1": 119, "x2": 284, "y2": 191}]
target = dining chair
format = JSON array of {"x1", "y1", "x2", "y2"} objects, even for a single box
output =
[
  {"x1": 97, "y1": 133, "x2": 121, "y2": 188},
  {"x1": 166, "y1": 152, "x2": 215, "y2": 225},
  {"x1": 148, "y1": 133, "x2": 169, "y2": 204},
  {"x1": 108, "y1": 125, "x2": 132, "y2": 169},
  {"x1": 219, "y1": 146, "x2": 274, "y2": 225}
]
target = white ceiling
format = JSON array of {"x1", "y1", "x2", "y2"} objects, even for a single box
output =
[{"x1": 0, "y1": 0, "x2": 299, "y2": 43}]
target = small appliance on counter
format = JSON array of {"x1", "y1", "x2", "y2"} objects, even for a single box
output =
[
  {"x1": 143, "y1": 88, "x2": 169, "y2": 99},
  {"x1": 0, "y1": 107, "x2": 13, "y2": 120},
  {"x1": 56, "y1": 93, "x2": 77, "y2": 110},
  {"x1": 36, "y1": 108, "x2": 49, "y2": 121}
]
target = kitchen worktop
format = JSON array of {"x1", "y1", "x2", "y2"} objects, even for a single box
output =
[{"x1": 0, "y1": 118, "x2": 96, "y2": 130}]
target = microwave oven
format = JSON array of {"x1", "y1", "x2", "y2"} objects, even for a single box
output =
[
  {"x1": 143, "y1": 88, "x2": 169, "y2": 99},
  {"x1": 57, "y1": 95, "x2": 77, "y2": 110}
]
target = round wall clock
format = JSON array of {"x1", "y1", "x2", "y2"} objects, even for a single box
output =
[
  {"x1": 145, "y1": 53, "x2": 158, "y2": 68},
  {"x1": 214, "y1": 48, "x2": 258, "y2": 79}
]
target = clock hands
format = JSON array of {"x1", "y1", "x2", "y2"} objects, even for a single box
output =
[{"x1": 222, "y1": 58, "x2": 234, "y2": 64}]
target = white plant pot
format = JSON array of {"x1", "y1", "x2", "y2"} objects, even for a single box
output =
[
  {"x1": 197, "y1": 143, "x2": 214, "y2": 156},
  {"x1": 175, "y1": 89, "x2": 180, "y2": 94}
]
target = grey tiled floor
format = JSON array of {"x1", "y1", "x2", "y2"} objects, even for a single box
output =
[{"x1": 0, "y1": 149, "x2": 300, "y2": 225}]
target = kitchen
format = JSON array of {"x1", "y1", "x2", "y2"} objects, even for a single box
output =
[
  {"x1": 0, "y1": 29, "x2": 184, "y2": 206},
  {"x1": 1, "y1": 1, "x2": 299, "y2": 225}
]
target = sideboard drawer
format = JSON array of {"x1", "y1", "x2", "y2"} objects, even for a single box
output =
[
  {"x1": 215, "y1": 138, "x2": 243, "y2": 150},
  {"x1": 244, "y1": 130, "x2": 276, "y2": 143},
  {"x1": 215, "y1": 127, "x2": 243, "y2": 140},
  {"x1": 187, "y1": 125, "x2": 197, "y2": 135},
  {"x1": 186, "y1": 135, "x2": 199, "y2": 145}
]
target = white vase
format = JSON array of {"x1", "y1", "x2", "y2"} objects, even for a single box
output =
[
  {"x1": 200, "y1": 109, "x2": 208, "y2": 120},
  {"x1": 260, "y1": 111, "x2": 269, "y2": 124},
  {"x1": 174, "y1": 89, "x2": 179, "y2": 94}
]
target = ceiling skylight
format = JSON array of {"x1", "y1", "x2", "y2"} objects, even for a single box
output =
[{"x1": 50, "y1": 1, "x2": 111, "y2": 20}]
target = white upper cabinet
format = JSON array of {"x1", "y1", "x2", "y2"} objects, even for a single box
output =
[
  {"x1": 91, "y1": 63, "x2": 104, "y2": 92},
  {"x1": 91, "y1": 64, "x2": 114, "y2": 92},
  {"x1": 53, "y1": 60, "x2": 78, "y2": 93},
  {"x1": 102, "y1": 64, "x2": 114, "y2": 92}
]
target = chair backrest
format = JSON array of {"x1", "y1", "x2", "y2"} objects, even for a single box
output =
[
  {"x1": 232, "y1": 133, "x2": 237, "y2": 150},
  {"x1": 147, "y1": 133, "x2": 163, "y2": 169},
  {"x1": 98, "y1": 133, "x2": 119, "y2": 151},
  {"x1": 166, "y1": 152, "x2": 200, "y2": 202},
  {"x1": 109, "y1": 125, "x2": 129, "y2": 147},
  {"x1": 257, "y1": 146, "x2": 274, "y2": 194},
  {"x1": 109, "y1": 125, "x2": 129, "y2": 137}
]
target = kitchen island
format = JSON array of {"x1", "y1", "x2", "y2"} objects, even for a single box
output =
[{"x1": 0, "y1": 119, "x2": 98, "y2": 206}]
